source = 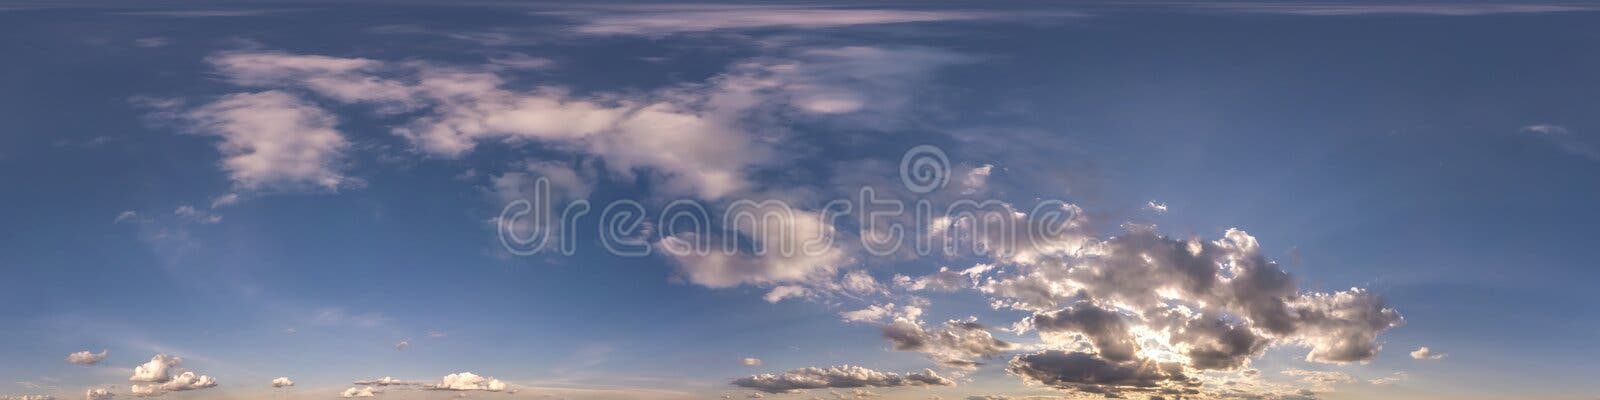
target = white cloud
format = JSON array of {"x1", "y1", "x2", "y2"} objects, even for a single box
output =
[
  {"x1": 184, "y1": 91, "x2": 354, "y2": 192},
  {"x1": 66, "y1": 349, "x2": 108, "y2": 365},
  {"x1": 742, "y1": 357, "x2": 763, "y2": 367},
  {"x1": 659, "y1": 208, "x2": 851, "y2": 288},
  {"x1": 430, "y1": 372, "x2": 509, "y2": 392},
  {"x1": 173, "y1": 205, "x2": 221, "y2": 224},
  {"x1": 85, "y1": 388, "x2": 114, "y2": 400},
  {"x1": 271, "y1": 377, "x2": 294, "y2": 388},
  {"x1": 1144, "y1": 201, "x2": 1168, "y2": 214},
  {"x1": 1410, "y1": 346, "x2": 1445, "y2": 360},
  {"x1": 880, "y1": 318, "x2": 1014, "y2": 369},
  {"x1": 353, "y1": 377, "x2": 420, "y2": 387},
  {"x1": 393, "y1": 340, "x2": 409, "y2": 351},
  {"x1": 893, "y1": 268, "x2": 970, "y2": 292},
  {"x1": 204, "y1": 45, "x2": 968, "y2": 201},
  {"x1": 763, "y1": 286, "x2": 810, "y2": 303},
  {"x1": 127, "y1": 354, "x2": 218, "y2": 396},
  {"x1": 340, "y1": 387, "x2": 380, "y2": 398},
  {"x1": 1281, "y1": 369, "x2": 1352, "y2": 391},
  {"x1": 129, "y1": 354, "x2": 181, "y2": 383},
  {"x1": 114, "y1": 211, "x2": 139, "y2": 223},
  {"x1": 1370, "y1": 372, "x2": 1408, "y2": 385}
]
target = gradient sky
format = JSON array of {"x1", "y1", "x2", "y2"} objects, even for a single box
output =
[{"x1": 3, "y1": 1, "x2": 1599, "y2": 400}]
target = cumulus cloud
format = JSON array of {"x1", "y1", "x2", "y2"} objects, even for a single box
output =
[
  {"x1": 1028, "y1": 302, "x2": 1142, "y2": 363},
  {"x1": 1410, "y1": 346, "x2": 1445, "y2": 360},
  {"x1": 66, "y1": 349, "x2": 108, "y2": 365},
  {"x1": 341, "y1": 387, "x2": 380, "y2": 398},
  {"x1": 129, "y1": 354, "x2": 181, "y2": 383},
  {"x1": 742, "y1": 357, "x2": 763, "y2": 366},
  {"x1": 128, "y1": 354, "x2": 218, "y2": 396},
  {"x1": 0, "y1": 395, "x2": 54, "y2": 400},
  {"x1": 394, "y1": 340, "x2": 409, "y2": 351},
  {"x1": 85, "y1": 388, "x2": 114, "y2": 400},
  {"x1": 430, "y1": 372, "x2": 509, "y2": 392},
  {"x1": 182, "y1": 90, "x2": 354, "y2": 192},
  {"x1": 271, "y1": 377, "x2": 294, "y2": 388},
  {"x1": 975, "y1": 226, "x2": 1402, "y2": 372},
  {"x1": 1007, "y1": 351, "x2": 1196, "y2": 396},
  {"x1": 732, "y1": 365, "x2": 953, "y2": 393},
  {"x1": 881, "y1": 318, "x2": 1013, "y2": 369}
]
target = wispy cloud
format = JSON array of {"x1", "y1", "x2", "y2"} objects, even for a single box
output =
[
  {"x1": 540, "y1": 5, "x2": 1074, "y2": 36},
  {"x1": 1193, "y1": 2, "x2": 1596, "y2": 16},
  {"x1": 1524, "y1": 124, "x2": 1599, "y2": 161}
]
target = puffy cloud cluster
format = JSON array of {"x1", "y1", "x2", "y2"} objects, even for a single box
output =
[
  {"x1": 271, "y1": 377, "x2": 294, "y2": 388},
  {"x1": 84, "y1": 388, "x2": 114, "y2": 400},
  {"x1": 128, "y1": 354, "x2": 218, "y2": 396},
  {"x1": 341, "y1": 387, "x2": 380, "y2": 398},
  {"x1": 181, "y1": 90, "x2": 354, "y2": 192},
  {"x1": 128, "y1": 355, "x2": 180, "y2": 383},
  {"x1": 66, "y1": 349, "x2": 108, "y2": 365},
  {"x1": 979, "y1": 227, "x2": 1402, "y2": 369},
  {"x1": 430, "y1": 372, "x2": 509, "y2": 392},
  {"x1": 881, "y1": 318, "x2": 1013, "y2": 369},
  {"x1": 1007, "y1": 350, "x2": 1197, "y2": 397},
  {"x1": 0, "y1": 395, "x2": 54, "y2": 400},
  {"x1": 733, "y1": 365, "x2": 953, "y2": 394}
]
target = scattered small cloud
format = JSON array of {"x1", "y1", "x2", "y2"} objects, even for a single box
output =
[
  {"x1": 66, "y1": 349, "x2": 108, "y2": 365},
  {"x1": 1410, "y1": 346, "x2": 1445, "y2": 360},
  {"x1": 133, "y1": 37, "x2": 171, "y2": 48},
  {"x1": 1523, "y1": 124, "x2": 1599, "y2": 161},
  {"x1": 742, "y1": 357, "x2": 762, "y2": 367},
  {"x1": 1144, "y1": 200, "x2": 1168, "y2": 214},
  {"x1": 1370, "y1": 372, "x2": 1408, "y2": 385},
  {"x1": 271, "y1": 377, "x2": 294, "y2": 388}
]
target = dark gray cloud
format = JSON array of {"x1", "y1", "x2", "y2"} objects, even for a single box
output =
[
  {"x1": 1007, "y1": 351, "x2": 1197, "y2": 397},
  {"x1": 732, "y1": 365, "x2": 953, "y2": 394}
]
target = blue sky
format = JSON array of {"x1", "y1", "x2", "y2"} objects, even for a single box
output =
[{"x1": 2, "y1": 1, "x2": 1599, "y2": 400}]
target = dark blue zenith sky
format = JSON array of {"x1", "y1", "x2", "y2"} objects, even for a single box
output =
[{"x1": 1, "y1": 1, "x2": 1597, "y2": 400}]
